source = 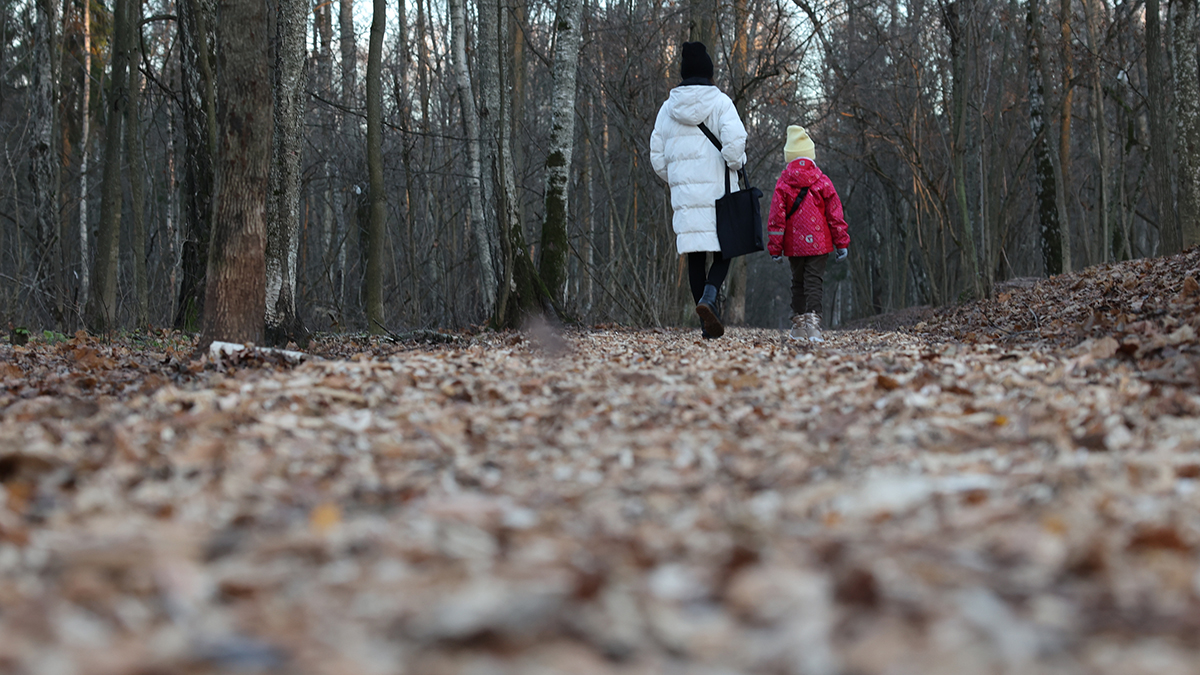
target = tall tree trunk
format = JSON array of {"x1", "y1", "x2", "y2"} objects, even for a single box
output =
[
  {"x1": 1175, "y1": 0, "x2": 1200, "y2": 248},
  {"x1": 78, "y1": 0, "x2": 91, "y2": 303},
  {"x1": 265, "y1": 0, "x2": 308, "y2": 344},
  {"x1": 202, "y1": 0, "x2": 272, "y2": 347},
  {"x1": 1083, "y1": 0, "x2": 1111, "y2": 261},
  {"x1": 175, "y1": 0, "x2": 218, "y2": 330},
  {"x1": 364, "y1": 0, "x2": 387, "y2": 332},
  {"x1": 508, "y1": 0, "x2": 527, "y2": 231},
  {"x1": 1056, "y1": 0, "x2": 1075, "y2": 267},
  {"x1": 688, "y1": 0, "x2": 714, "y2": 44},
  {"x1": 449, "y1": 0, "x2": 497, "y2": 315},
  {"x1": 85, "y1": 0, "x2": 130, "y2": 332},
  {"x1": 31, "y1": 0, "x2": 60, "y2": 323},
  {"x1": 1028, "y1": 0, "x2": 1065, "y2": 275},
  {"x1": 126, "y1": 0, "x2": 148, "y2": 328},
  {"x1": 943, "y1": 0, "x2": 983, "y2": 296},
  {"x1": 479, "y1": 0, "x2": 537, "y2": 327},
  {"x1": 1146, "y1": 0, "x2": 1180, "y2": 252},
  {"x1": 537, "y1": 0, "x2": 582, "y2": 309},
  {"x1": 336, "y1": 0, "x2": 356, "y2": 309}
]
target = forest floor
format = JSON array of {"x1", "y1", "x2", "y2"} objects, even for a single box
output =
[{"x1": 2, "y1": 248, "x2": 1200, "y2": 675}]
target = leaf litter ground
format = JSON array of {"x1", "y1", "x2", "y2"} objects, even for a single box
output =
[{"x1": 2, "y1": 248, "x2": 1200, "y2": 675}]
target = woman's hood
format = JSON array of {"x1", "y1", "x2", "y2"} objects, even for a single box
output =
[{"x1": 666, "y1": 85, "x2": 723, "y2": 126}]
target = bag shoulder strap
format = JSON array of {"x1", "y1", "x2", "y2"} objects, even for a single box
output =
[
  {"x1": 698, "y1": 122, "x2": 722, "y2": 150},
  {"x1": 787, "y1": 186, "x2": 810, "y2": 219},
  {"x1": 698, "y1": 122, "x2": 744, "y2": 194}
]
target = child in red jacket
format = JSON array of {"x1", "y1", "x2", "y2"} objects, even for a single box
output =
[{"x1": 766, "y1": 126, "x2": 850, "y2": 342}]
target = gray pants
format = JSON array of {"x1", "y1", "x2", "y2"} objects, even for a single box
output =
[{"x1": 789, "y1": 255, "x2": 826, "y2": 318}]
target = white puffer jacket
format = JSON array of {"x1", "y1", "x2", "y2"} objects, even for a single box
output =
[{"x1": 650, "y1": 85, "x2": 747, "y2": 254}]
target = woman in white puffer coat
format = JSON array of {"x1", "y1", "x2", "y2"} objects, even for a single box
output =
[{"x1": 650, "y1": 41, "x2": 748, "y2": 339}]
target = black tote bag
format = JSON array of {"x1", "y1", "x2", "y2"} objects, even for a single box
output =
[{"x1": 698, "y1": 123, "x2": 764, "y2": 258}]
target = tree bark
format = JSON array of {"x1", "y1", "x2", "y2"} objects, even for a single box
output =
[
  {"x1": 479, "y1": 0, "x2": 538, "y2": 327},
  {"x1": 1146, "y1": 0, "x2": 1180, "y2": 252},
  {"x1": 1175, "y1": 0, "x2": 1200, "y2": 248},
  {"x1": 126, "y1": 0, "x2": 148, "y2": 328},
  {"x1": 85, "y1": 0, "x2": 130, "y2": 332},
  {"x1": 537, "y1": 0, "x2": 582, "y2": 309},
  {"x1": 943, "y1": 0, "x2": 983, "y2": 296},
  {"x1": 265, "y1": 0, "x2": 308, "y2": 345},
  {"x1": 688, "y1": 0, "x2": 714, "y2": 45},
  {"x1": 31, "y1": 0, "x2": 60, "y2": 323},
  {"x1": 1083, "y1": 0, "x2": 1111, "y2": 261},
  {"x1": 364, "y1": 0, "x2": 387, "y2": 333},
  {"x1": 449, "y1": 0, "x2": 497, "y2": 315},
  {"x1": 201, "y1": 0, "x2": 272, "y2": 347},
  {"x1": 175, "y1": 0, "x2": 218, "y2": 330},
  {"x1": 77, "y1": 0, "x2": 91, "y2": 303},
  {"x1": 335, "y1": 0, "x2": 356, "y2": 308},
  {"x1": 1027, "y1": 0, "x2": 1065, "y2": 276}
]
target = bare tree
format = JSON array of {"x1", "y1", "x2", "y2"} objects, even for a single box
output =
[
  {"x1": 175, "y1": 0, "x2": 218, "y2": 330},
  {"x1": 1146, "y1": 0, "x2": 1179, "y2": 253},
  {"x1": 364, "y1": 0, "x2": 387, "y2": 332},
  {"x1": 30, "y1": 0, "x2": 61, "y2": 323},
  {"x1": 77, "y1": 0, "x2": 91, "y2": 303},
  {"x1": 449, "y1": 0, "x2": 497, "y2": 314},
  {"x1": 1175, "y1": 0, "x2": 1200, "y2": 248},
  {"x1": 1027, "y1": 0, "x2": 1066, "y2": 276},
  {"x1": 85, "y1": 0, "x2": 130, "y2": 332},
  {"x1": 266, "y1": 0, "x2": 308, "y2": 344},
  {"x1": 127, "y1": 0, "x2": 148, "y2": 328},
  {"x1": 201, "y1": 0, "x2": 272, "y2": 346},
  {"x1": 537, "y1": 0, "x2": 583, "y2": 309}
]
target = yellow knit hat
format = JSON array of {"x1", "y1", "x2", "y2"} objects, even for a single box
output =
[{"x1": 784, "y1": 125, "x2": 816, "y2": 163}]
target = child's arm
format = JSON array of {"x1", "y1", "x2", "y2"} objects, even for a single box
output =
[{"x1": 766, "y1": 176, "x2": 791, "y2": 257}]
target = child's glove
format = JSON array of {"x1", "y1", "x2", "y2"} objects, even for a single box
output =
[
  {"x1": 835, "y1": 248, "x2": 848, "y2": 262},
  {"x1": 771, "y1": 255, "x2": 783, "y2": 262}
]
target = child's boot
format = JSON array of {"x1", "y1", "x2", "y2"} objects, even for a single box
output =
[
  {"x1": 696, "y1": 284, "x2": 725, "y2": 338},
  {"x1": 789, "y1": 314, "x2": 807, "y2": 341},
  {"x1": 805, "y1": 312, "x2": 824, "y2": 343}
]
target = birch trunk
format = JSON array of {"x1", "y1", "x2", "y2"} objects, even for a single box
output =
[
  {"x1": 536, "y1": 0, "x2": 582, "y2": 309},
  {"x1": 265, "y1": 0, "x2": 308, "y2": 344},
  {"x1": 1027, "y1": 0, "x2": 1065, "y2": 276},
  {"x1": 364, "y1": 0, "x2": 387, "y2": 332},
  {"x1": 31, "y1": 0, "x2": 60, "y2": 322},
  {"x1": 202, "y1": 0, "x2": 272, "y2": 347},
  {"x1": 1174, "y1": 0, "x2": 1200, "y2": 248},
  {"x1": 449, "y1": 0, "x2": 497, "y2": 314},
  {"x1": 478, "y1": 0, "x2": 536, "y2": 327},
  {"x1": 85, "y1": 0, "x2": 129, "y2": 332},
  {"x1": 78, "y1": 0, "x2": 91, "y2": 301}
]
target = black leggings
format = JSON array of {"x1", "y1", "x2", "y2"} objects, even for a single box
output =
[{"x1": 687, "y1": 251, "x2": 731, "y2": 303}]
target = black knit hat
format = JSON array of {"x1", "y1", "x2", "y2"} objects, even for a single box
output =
[{"x1": 680, "y1": 41, "x2": 714, "y2": 81}]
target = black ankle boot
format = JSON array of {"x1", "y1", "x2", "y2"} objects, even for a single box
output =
[{"x1": 696, "y1": 284, "x2": 724, "y2": 338}]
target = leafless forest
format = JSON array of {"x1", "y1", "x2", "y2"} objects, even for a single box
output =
[{"x1": 1, "y1": 0, "x2": 1199, "y2": 337}]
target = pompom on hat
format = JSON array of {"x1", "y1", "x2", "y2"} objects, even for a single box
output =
[
  {"x1": 784, "y1": 125, "x2": 816, "y2": 163},
  {"x1": 680, "y1": 42, "x2": 714, "y2": 81}
]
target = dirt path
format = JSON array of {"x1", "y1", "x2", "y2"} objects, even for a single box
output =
[{"x1": 2, "y1": 322, "x2": 1199, "y2": 674}]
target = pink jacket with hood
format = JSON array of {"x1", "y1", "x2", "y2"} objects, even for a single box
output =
[{"x1": 766, "y1": 157, "x2": 850, "y2": 258}]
